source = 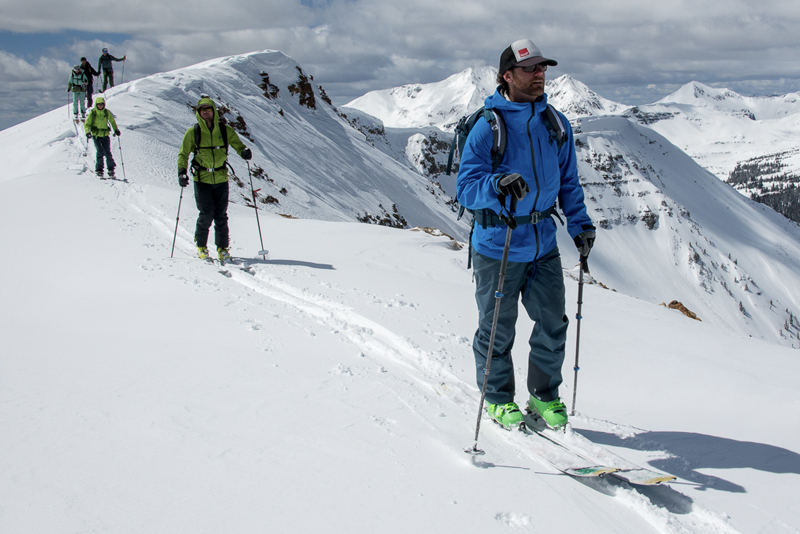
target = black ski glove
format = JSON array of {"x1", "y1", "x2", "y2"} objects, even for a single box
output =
[
  {"x1": 241, "y1": 147, "x2": 252, "y2": 160},
  {"x1": 178, "y1": 169, "x2": 189, "y2": 188},
  {"x1": 114, "y1": 130, "x2": 120, "y2": 137},
  {"x1": 493, "y1": 173, "x2": 529, "y2": 201},
  {"x1": 574, "y1": 230, "x2": 596, "y2": 257},
  {"x1": 86, "y1": 133, "x2": 92, "y2": 140}
]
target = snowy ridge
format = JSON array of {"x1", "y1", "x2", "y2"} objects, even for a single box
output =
[
  {"x1": 2, "y1": 50, "x2": 465, "y2": 239},
  {"x1": 2, "y1": 51, "x2": 799, "y2": 533}
]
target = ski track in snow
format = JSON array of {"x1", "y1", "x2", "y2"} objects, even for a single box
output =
[{"x1": 104, "y1": 178, "x2": 746, "y2": 534}]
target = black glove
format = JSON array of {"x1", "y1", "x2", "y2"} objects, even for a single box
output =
[
  {"x1": 114, "y1": 130, "x2": 121, "y2": 137},
  {"x1": 86, "y1": 133, "x2": 92, "y2": 140},
  {"x1": 574, "y1": 230, "x2": 596, "y2": 257},
  {"x1": 241, "y1": 147, "x2": 252, "y2": 160},
  {"x1": 493, "y1": 173, "x2": 529, "y2": 201},
  {"x1": 178, "y1": 169, "x2": 189, "y2": 188}
]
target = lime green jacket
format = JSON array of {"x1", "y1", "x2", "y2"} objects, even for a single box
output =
[
  {"x1": 177, "y1": 98, "x2": 247, "y2": 184},
  {"x1": 84, "y1": 98, "x2": 118, "y2": 137}
]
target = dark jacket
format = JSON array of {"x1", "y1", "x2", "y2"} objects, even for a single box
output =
[
  {"x1": 81, "y1": 63, "x2": 99, "y2": 87},
  {"x1": 98, "y1": 53, "x2": 123, "y2": 72}
]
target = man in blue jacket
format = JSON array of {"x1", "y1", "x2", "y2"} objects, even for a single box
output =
[{"x1": 456, "y1": 39, "x2": 596, "y2": 430}]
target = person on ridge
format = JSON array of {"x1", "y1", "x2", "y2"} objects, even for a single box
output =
[
  {"x1": 97, "y1": 47, "x2": 126, "y2": 92},
  {"x1": 67, "y1": 64, "x2": 88, "y2": 120},
  {"x1": 80, "y1": 56, "x2": 100, "y2": 108},
  {"x1": 84, "y1": 96, "x2": 120, "y2": 179},
  {"x1": 456, "y1": 39, "x2": 596, "y2": 431},
  {"x1": 177, "y1": 97, "x2": 252, "y2": 263}
]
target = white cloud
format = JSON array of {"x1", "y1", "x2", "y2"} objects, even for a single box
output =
[{"x1": 2, "y1": 0, "x2": 800, "y2": 127}]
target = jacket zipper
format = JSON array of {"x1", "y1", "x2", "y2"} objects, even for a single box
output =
[{"x1": 527, "y1": 105, "x2": 541, "y2": 260}]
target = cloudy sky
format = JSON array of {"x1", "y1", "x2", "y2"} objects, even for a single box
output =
[{"x1": 2, "y1": 0, "x2": 799, "y2": 130}]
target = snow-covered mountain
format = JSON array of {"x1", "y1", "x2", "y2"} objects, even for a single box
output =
[
  {"x1": 2, "y1": 51, "x2": 800, "y2": 534},
  {"x1": 345, "y1": 69, "x2": 800, "y2": 348},
  {"x1": 624, "y1": 81, "x2": 800, "y2": 182},
  {"x1": 346, "y1": 69, "x2": 624, "y2": 132},
  {"x1": 345, "y1": 66, "x2": 498, "y2": 131},
  {"x1": 574, "y1": 116, "x2": 800, "y2": 347},
  {"x1": 3, "y1": 50, "x2": 464, "y2": 239}
]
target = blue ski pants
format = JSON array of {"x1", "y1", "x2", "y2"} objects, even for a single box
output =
[
  {"x1": 472, "y1": 245, "x2": 568, "y2": 405},
  {"x1": 72, "y1": 92, "x2": 86, "y2": 116}
]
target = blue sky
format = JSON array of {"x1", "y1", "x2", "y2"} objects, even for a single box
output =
[{"x1": 2, "y1": 0, "x2": 800, "y2": 131}]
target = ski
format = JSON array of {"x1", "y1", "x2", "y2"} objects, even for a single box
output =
[
  {"x1": 518, "y1": 425, "x2": 621, "y2": 478},
  {"x1": 474, "y1": 420, "x2": 620, "y2": 479},
  {"x1": 523, "y1": 413, "x2": 676, "y2": 486}
]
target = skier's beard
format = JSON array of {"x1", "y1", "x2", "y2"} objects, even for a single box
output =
[{"x1": 507, "y1": 70, "x2": 545, "y2": 102}]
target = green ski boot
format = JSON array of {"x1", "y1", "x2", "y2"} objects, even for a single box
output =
[
  {"x1": 528, "y1": 396, "x2": 569, "y2": 430},
  {"x1": 486, "y1": 401, "x2": 524, "y2": 430},
  {"x1": 217, "y1": 247, "x2": 232, "y2": 263},
  {"x1": 197, "y1": 246, "x2": 210, "y2": 261}
]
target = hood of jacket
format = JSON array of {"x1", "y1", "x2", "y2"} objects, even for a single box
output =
[
  {"x1": 195, "y1": 98, "x2": 219, "y2": 135},
  {"x1": 94, "y1": 96, "x2": 105, "y2": 107}
]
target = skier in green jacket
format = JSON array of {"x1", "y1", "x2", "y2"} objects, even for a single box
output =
[
  {"x1": 97, "y1": 48, "x2": 126, "y2": 91},
  {"x1": 84, "y1": 96, "x2": 119, "y2": 178},
  {"x1": 177, "y1": 97, "x2": 252, "y2": 262}
]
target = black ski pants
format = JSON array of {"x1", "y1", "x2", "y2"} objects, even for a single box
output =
[
  {"x1": 102, "y1": 69, "x2": 114, "y2": 91},
  {"x1": 194, "y1": 180, "x2": 229, "y2": 249},
  {"x1": 92, "y1": 135, "x2": 115, "y2": 175}
]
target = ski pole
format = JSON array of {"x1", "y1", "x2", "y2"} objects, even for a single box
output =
[
  {"x1": 466, "y1": 196, "x2": 518, "y2": 456},
  {"x1": 116, "y1": 135, "x2": 127, "y2": 181},
  {"x1": 570, "y1": 255, "x2": 589, "y2": 416},
  {"x1": 170, "y1": 186, "x2": 185, "y2": 258},
  {"x1": 121, "y1": 59, "x2": 125, "y2": 85},
  {"x1": 246, "y1": 161, "x2": 268, "y2": 259}
]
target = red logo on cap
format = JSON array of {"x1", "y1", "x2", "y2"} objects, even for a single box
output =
[{"x1": 519, "y1": 47, "x2": 530, "y2": 58}]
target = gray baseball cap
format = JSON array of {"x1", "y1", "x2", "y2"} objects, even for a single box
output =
[{"x1": 498, "y1": 39, "x2": 557, "y2": 75}]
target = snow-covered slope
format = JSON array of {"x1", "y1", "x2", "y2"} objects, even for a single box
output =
[
  {"x1": 573, "y1": 116, "x2": 800, "y2": 347},
  {"x1": 1, "y1": 50, "x2": 465, "y2": 239},
  {"x1": 2, "y1": 51, "x2": 800, "y2": 534},
  {"x1": 2, "y1": 113, "x2": 800, "y2": 533}
]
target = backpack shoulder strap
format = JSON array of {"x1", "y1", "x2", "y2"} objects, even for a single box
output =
[
  {"x1": 220, "y1": 122, "x2": 229, "y2": 153},
  {"x1": 484, "y1": 108, "x2": 506, "y2": 173},
  {"x1": 193, "y1": 121, "x2": 229, "y2": 154},
  {"x1": 543, "y1": 104, "x2": 566, "y2": 150},
  {"x1": 446, "y1": 106, "x2": 507, "y2": 175}
]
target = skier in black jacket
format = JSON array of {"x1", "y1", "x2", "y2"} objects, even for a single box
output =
[{"x1": 80, "y1": 57, "x2": 99, "y2": 108}]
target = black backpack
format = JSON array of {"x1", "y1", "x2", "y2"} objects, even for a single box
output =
[
  {"x1": 445, "y1": 103, "x2": 567, "y2": 176},
  {"x1": 447, "y1": 104, "x2": 568, "y2": 268}
]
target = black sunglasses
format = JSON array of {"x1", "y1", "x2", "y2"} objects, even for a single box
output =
[{"x1": 518, "y1": 64, "x2": 547, "y2": 73}]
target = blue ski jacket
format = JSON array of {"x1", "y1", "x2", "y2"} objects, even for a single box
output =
[{"x1": 456, "y1": 90, "x2": 593, "y2": 263}]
